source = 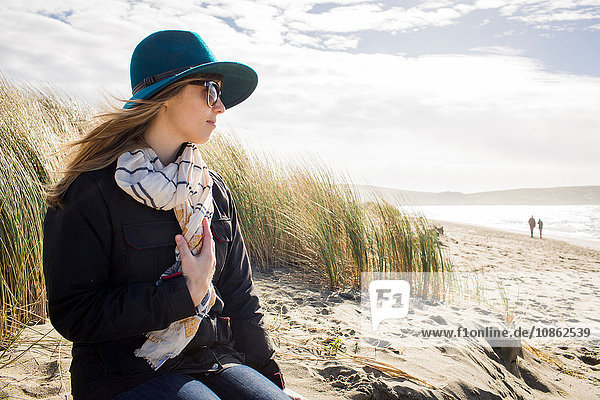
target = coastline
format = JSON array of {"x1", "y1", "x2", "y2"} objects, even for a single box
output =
[{"x1": 432, "y1": 218, "x2": 600, "y2": 252}]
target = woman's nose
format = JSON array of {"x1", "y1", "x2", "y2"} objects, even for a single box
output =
[{"x1": 213, "y1": 97, "x2": 226, "y2": 114}]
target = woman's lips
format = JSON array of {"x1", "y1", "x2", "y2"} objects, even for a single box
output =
[{"x1": 206, "y1": 120, "x2": 216, "y2": 127}]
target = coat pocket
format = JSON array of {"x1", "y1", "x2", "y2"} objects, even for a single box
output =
[{"x1": 123, "y1": 221, "x2": 181, "y2": 284}]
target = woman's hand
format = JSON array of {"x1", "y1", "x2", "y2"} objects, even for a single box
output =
[
  {"x1": 176, "y1": 217, "x2": 216, "y2": 307},
  {"x1": 283, "y1": 387, "x2": 308, "y2": 400}
]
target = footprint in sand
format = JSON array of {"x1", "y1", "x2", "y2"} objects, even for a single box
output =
[
  {"x1": 473, "y1": 307, "x2": 492, "y2": 315},
  {"x1": 362, "y1": 337, "x2": 393, "y2": 349},
  {"x1": 429, "y1": 315, "x2": 447, "y2": 325}
]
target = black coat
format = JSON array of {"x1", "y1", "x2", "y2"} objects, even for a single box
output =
[{"x1": 43, "y1": 160, "x2": 284, "y2": 400}]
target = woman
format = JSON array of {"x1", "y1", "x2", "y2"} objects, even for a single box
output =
[{"x1": 43, "y1": 30, "x2": 305, "y2": 400}]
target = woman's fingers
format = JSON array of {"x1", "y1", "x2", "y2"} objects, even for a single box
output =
[
  {"x1": 178, "y1": 217, "x2": 216, "y2": 307},
  {"x1": 177, "y1": 217, "x2": 213, "y2": 258},
  {"x1": 201, "y1": 216, "x2": 214, "y2": 256},
  {"x1": 203, "y1": 215, "x2": 213, "y2": 242},
  {"x1": 200, "y1": 217, "x2": 216, "y2": 268},
  {"x1": 175, "y1": 234, "x2": 191, "y2": 258}
]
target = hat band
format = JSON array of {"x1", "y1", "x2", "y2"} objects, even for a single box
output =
[{"x1": 132, "y1": 66, "x2": 195, "y2": 95}]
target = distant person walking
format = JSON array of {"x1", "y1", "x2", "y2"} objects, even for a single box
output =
[
  {"x1": 538, "y1": 219, "x2": 543, "y2": 239},
  {"x1": 528, "y1": 216, "x2": 536, "y2": 238}
]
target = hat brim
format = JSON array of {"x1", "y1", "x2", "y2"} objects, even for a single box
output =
[{"x1": 123, "y1": 61, "x2": 258, "y2": 109}]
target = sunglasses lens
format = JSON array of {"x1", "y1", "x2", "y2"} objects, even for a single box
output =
[{"x1": 207, "y1": 82, "x2": 219, "y2": 107}]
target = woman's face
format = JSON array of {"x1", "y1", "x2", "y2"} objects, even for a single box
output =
[{"x1": 162, "y1": 81, "x2": 225, "y2": 145}]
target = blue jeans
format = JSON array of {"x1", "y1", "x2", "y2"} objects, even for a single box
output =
[{"x1": 112, "y1": 365, "x2": 290, "y2": 400}]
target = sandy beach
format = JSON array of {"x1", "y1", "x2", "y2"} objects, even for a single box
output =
[{"x1": 1, "y1": 221, "x2": 599, "y2": 399}]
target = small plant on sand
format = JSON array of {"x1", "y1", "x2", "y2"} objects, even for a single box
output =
[{"x1": 322, "y1": 337, "x2": 346, "y2": 356}]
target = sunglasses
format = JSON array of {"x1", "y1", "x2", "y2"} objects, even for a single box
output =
[{"x1": 189, "y1": 80, "x2": 222, "y2": 108}]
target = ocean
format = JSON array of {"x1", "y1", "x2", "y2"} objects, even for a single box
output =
[{"x1": 402, "y1": 205, "x2": 600, "y2": 248}]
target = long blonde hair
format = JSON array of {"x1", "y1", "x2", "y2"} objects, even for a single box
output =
[{"x1": 45, "y1": 73, "x2": 222, "y2": 209}]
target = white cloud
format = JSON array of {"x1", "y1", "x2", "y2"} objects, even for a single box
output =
[
  {"x1": 469, "y1": 46, "x2": 526, "y2": 56},
  {"x1": 511, "y1": 10, "x2": 600, "y2": 24},
  {"x1": 475, "y1": 0, "x2": 507, "y2": 9},
  {"x1": 275, "y1": 3, "x2": 470, "y2": 34},
  {"x1": 226, "y1": 47, "x2": 600, "y2": 191},
  {"x1": 498, "y1": 0, "x2": 600, "y2": 28},
  {"x1": 322, "y1": 34, "x2": 360, "y2": 50}
]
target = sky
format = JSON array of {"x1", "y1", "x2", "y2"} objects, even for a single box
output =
[{"x1": 1, "y1": 0, "x2": 600, "y2": 193}]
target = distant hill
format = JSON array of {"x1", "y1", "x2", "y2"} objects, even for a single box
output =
[{"x1": 351, "y1": 185, "x2": 600, "y2": 205}]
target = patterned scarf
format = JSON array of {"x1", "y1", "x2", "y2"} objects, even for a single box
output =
[{"x1": 115, "y1": 142, "x2": 218, "y2": 370}]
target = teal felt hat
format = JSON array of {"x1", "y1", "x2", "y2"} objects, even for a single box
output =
[{"x1": 124, "y1": 30, "x2": 257, "y2": 109}]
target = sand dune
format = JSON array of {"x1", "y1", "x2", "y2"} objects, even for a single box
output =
[{"x1": 1, "y1": 222, "x2": 599, "y2": 399}]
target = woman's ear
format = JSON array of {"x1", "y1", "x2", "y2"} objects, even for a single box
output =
[{"x1": 159, "y1": 100, "x2": 171, "y2": 113}]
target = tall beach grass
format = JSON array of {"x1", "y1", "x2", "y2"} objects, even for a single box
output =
[
  {"x1": 0, "y1": 76, "x2": 451, "y2": 350},
  {"x1": 0, "y1": 75, "x2": 88, "y2": 349},
  {"x1": 202, "y1": 133, "x2": 451, "y2": 290}
]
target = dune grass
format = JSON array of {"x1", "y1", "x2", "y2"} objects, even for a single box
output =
[
  {"x1": 0, "y1": 75, "x2": 88, "y2": 350},
  {"x1": 202, "y1": 132, "x2": 451, "y2": 292},
  {"x1": 0, "y1": 76, "x2": 451, "y2": 352}
]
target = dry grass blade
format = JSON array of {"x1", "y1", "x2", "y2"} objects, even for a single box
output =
[
  {"x1": 336, "y1": 350, "x2": 437, "y2": 388},
  {"x1": 523, "y1": 342, "x2": 587, "y2": 379},
  {"x1": 0, "y1": 320, "x2": 56, "y2": 370}
]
